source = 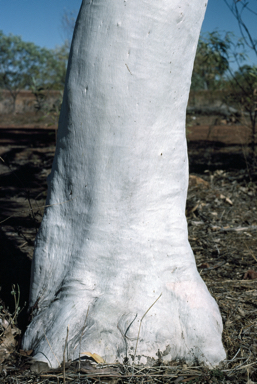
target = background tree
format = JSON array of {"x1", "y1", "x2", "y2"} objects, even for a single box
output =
[
  {"x1": 49, "y1": 44, "x2": 69, "y2": 90},
  {"x1": 0, "y1": 30, "x2": 68, "y2": 113},
  {"x1": 190, "y1": 0, "x2": 257, "y2": 168},
  {"x1": 222, "y1": 0, "x2": 257, "y2": 167},
  {"x1": 225, "y1": 64, "x2": 257, "y2": 164},
  {"x1": 191, "y1": 32, "x2": 230, "y2": 91},
  {"x1": 0, "y1": 31, "x2": 44, "y2": 113}
]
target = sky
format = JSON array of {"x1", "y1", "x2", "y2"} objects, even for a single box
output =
[{"x1": 0, "y1": 0, "x2": 256, "y2": 66}]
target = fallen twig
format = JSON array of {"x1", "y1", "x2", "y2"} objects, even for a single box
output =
[
  {"x1": 63, "y1": 326, "x2": 69, "y2": 383},
  {"x1": 79, "y1": 307, "x2": 89, "y2": 377},
  {"x1": 212, "y1": 225, "x2": 257, "y2": 232},
  {"x1": 200, "y1": 260, "x2": 227, "y2": 273}
]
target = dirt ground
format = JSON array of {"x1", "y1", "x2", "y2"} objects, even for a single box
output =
[{"x1": 0, "y1": 121, "x2": 257, "y2": 383}]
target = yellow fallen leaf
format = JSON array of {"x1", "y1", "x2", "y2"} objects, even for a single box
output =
[
  {"x1": 81, "y1": 351, "x2": 93, "y2": 358},
  {"x1": 81, "y1": 352, "x2": 105, "y2": 364},
  {"x1": 91, "y1": 353, "x2": 105, "y2": 364}
]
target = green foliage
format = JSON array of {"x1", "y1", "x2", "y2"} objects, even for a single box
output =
[
  {"x1": 227, "y1": 64, "x2": 257, "y2": 113},
  {"x1": 191, "y1": 25, "x2": 257, "y2": 168},
  {"x1": 192, "y1": 32, "x2": 230, "y2": 91},
  {"x1": 0, "y1": 30, "x2": 42, "y2": 111},
  {"x1": 30, "y1": 77, "x2": 47, "y2": 111},
  {"x1": 0, "y1": 30, "x2": 68, "y2": 112},
  {"x1": 48, "y1": 44, "x2": 69, "y2": 90},
  {"x1": 44, "y1": 90, "x2": 64, "y2": 126},
  {"x1": 211, "y1": 368, "x2": 225, "y2": 380}
]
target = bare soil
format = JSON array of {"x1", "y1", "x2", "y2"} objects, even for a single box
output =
[
  {"x1": 0, "y1": 119, "x2": 257, "y2": 383},
  {"x1": 0, "y1": 110, "x2": 58, "y2": 129}
]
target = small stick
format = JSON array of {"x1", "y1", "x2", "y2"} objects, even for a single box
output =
[
  {"x1": 219, "y1": 225, "x2": 257, "y2": 232},
  {"x1": 117, "y1": 314, "x2": 137, "y2": 361},
  {"x1": 200, "y1": 260, "x2": 226, "y2": 273},
  {"x1": 79, "y1": 307, "x2": 90, "y2": 377},
  {"x1": 43, "y1": 329, "x2": 61, "y2": 367},
  {"x1": 63, "y1": 326, "x2": 69, "y2": 384},
  {"x1": 244, "y1": 242, "x2": 257, "y2": 262},
  {"x1": 134, "y1": 293, "x2": 162, "y2": 361},
  {"x1": 125, "y1": 63, "x2": 132, "y2": 75}
]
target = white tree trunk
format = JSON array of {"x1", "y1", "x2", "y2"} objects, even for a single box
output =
[{"x1": 23, "y1": 0, "x2": 226, "y2": 368}]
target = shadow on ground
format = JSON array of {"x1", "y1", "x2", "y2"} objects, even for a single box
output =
[
  {"x1": 188, "y1": 140, "x2": 253, "y2": 174},
  {"x1": 0, "y1": 128, "x2": 56, "y2": 331}
]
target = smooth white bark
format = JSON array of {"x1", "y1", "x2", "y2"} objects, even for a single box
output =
[{"x1": 23, "y1": 0, "x2": 226, "y2": 368}]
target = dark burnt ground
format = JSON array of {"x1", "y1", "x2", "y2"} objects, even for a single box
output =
[
  {"x1": 0, "y1": 127, "x2": 257, "y2": 383},
  {"x1": 0, "y1": 129, "x2": 56, "y2": 331}
]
